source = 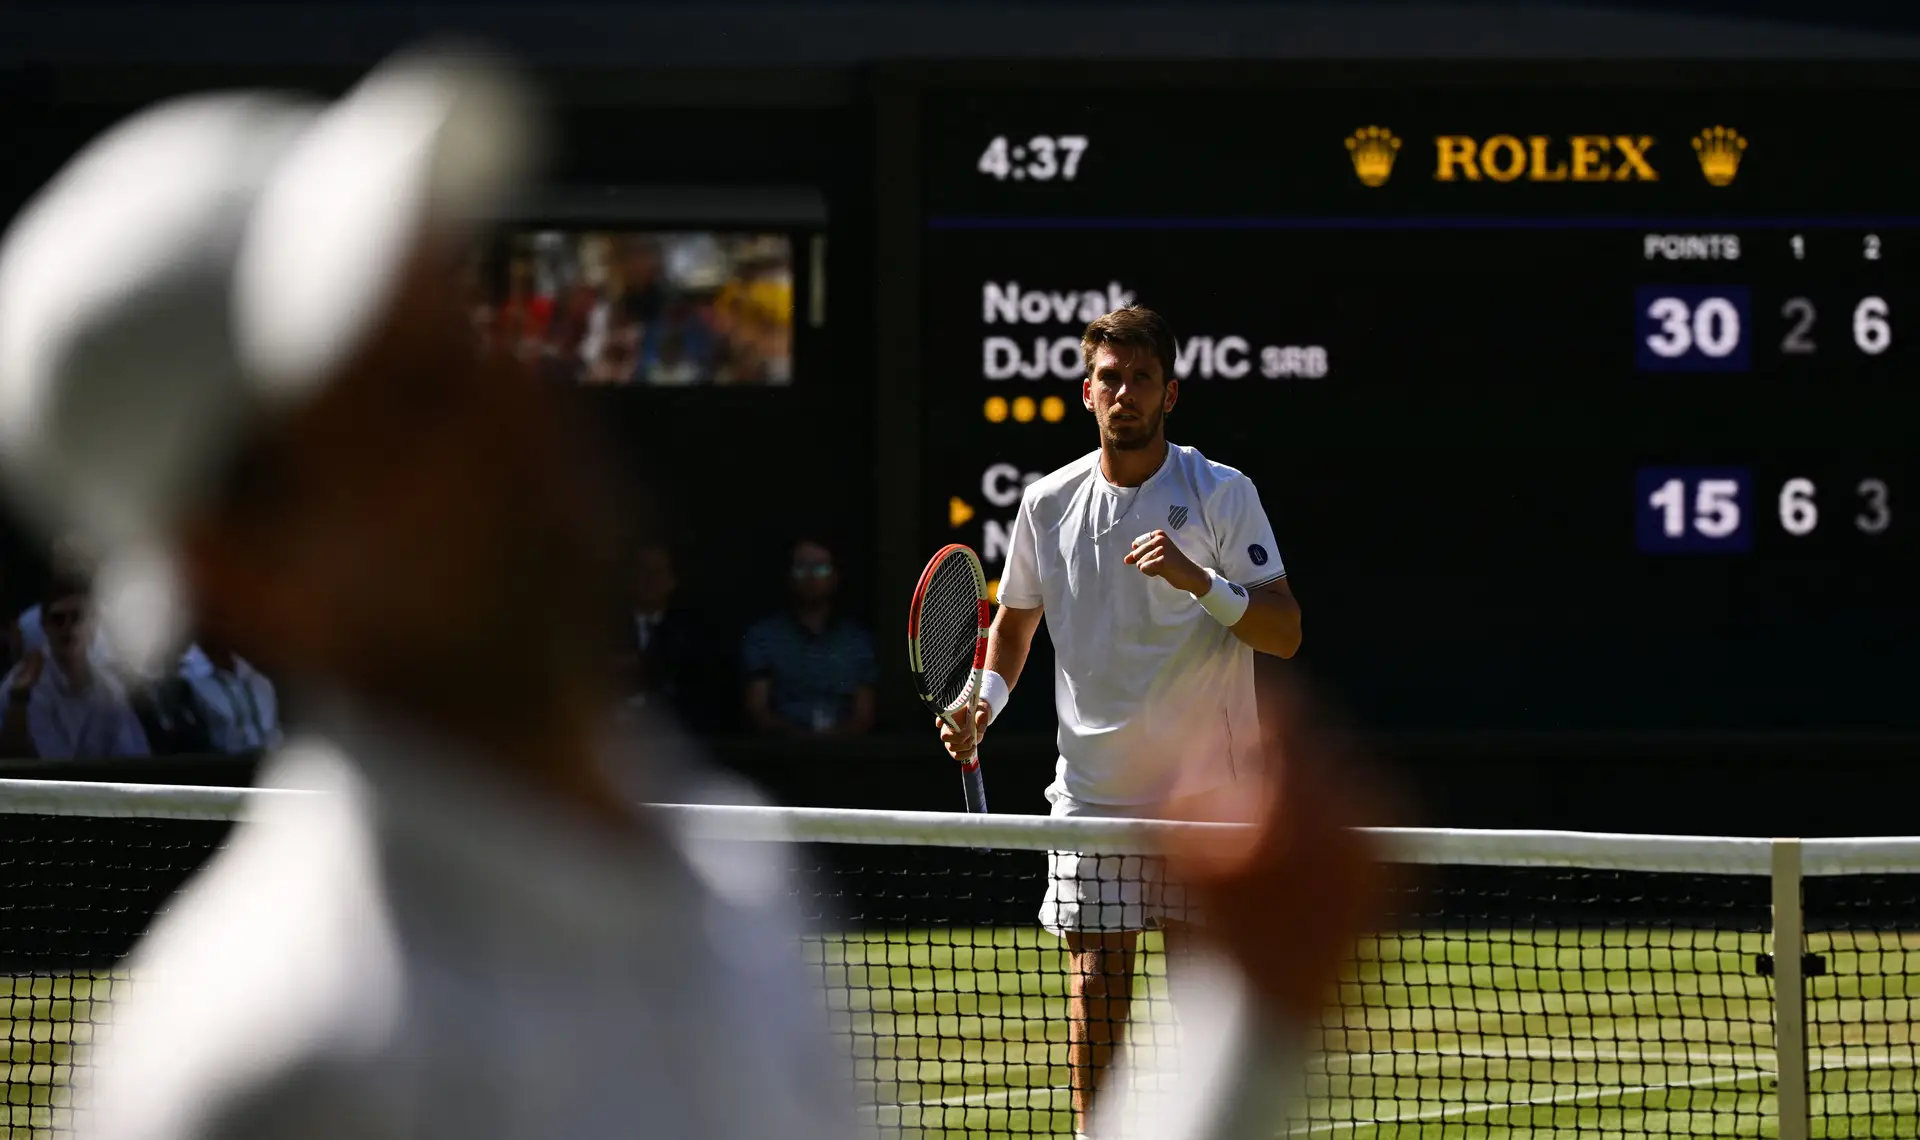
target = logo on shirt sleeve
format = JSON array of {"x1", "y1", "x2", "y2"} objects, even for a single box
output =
[
  {"x1": 1167, "y1": 504, "x2": 1189, "y2": 530},
  {"x1": 1248, "y1": 544, "x2": 1269, "y2": 567},
  {"x1": 1229, "y1": 582, "x2": 1247, "y2": 598}
]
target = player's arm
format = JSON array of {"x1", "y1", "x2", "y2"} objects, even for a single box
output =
[
  {"x1": 1226, "y1": 576, "x2": 1301, "y2": 659},
  {"x1": 1126, "y1": 472, "x2": 1302, "y2": 657}
]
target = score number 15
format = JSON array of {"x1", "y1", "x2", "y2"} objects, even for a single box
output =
[{"x1": 1638, "y1": 468, "x2": 1892, "y2": 553}]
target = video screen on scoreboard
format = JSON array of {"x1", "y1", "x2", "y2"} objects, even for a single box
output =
[
  {"x1": 472, "y1": 229, "x2": 794, "y2": 387},
  {"x1": 912, "y1": 69, "x2": 1920, "y2": 733}
]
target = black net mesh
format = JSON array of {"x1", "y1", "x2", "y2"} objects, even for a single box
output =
[
  {"x1": 2, "y1": 815, "x2": 231, "y2": 1135},
  {"x1": 1803, "y1": 874, "x2": 1920, "y2": 1138},
  {"x1": 915, "y1": 555, "x2": 981, "y2": 712},
  {"x1": 4, "y1": 806, "x2": 1906, "y2": 1139}
]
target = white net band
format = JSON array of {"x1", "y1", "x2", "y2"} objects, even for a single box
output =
[{"x1": 0, "y1": 777, "x2": 1911, "y2": 874}]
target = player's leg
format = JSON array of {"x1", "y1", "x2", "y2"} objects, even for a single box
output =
[{"x1": 1063, "y1": 928, "x2": 1139, "y2": 1134}]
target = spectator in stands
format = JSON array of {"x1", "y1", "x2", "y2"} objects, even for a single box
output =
[
  {"x1": 178, "y1": 636, "x2": 283, "y2": 754},
  {"x1": 17, "y1": 533, "x2": 114, "y2": 664},
  {"x1": 613, "y1": 541, "x2": 711, "y2": 728},
  {"x1": 0, "y1": 575, "x2": 149, "y2": 760},
  {"x1": 583, "y1": 294, "x2": 646, "y2": 384},
  {"x1": 742, "y1": 538, "x2": 876, "y2": 737},
  {"x1": 0, "y1": 556, "x2": 16, "y2": 678}
]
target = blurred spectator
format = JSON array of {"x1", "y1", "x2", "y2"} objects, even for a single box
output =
[
  {"x1": 742, "y1": 539, "x2": 876, "y2": 737},
  {"x1": 17, "y1": 533, "x2": 115, "y2": 664},
  {"x1": 0, "y1": 575, "x2": 149, "y2": 760},
  {"x1": 613, "y1": 543, "x2": 709, "y2": 728},
  {"x1": 0, "y1": 555, "x2": 15, "y2": 678},
  {"x1": 583, "y1": 293, "x2": 647, "y2": 384},
  {"x1": 496, "y1": 256, "x2": 555, "y2": 363},
  {"x1": 493, "y1": 230, "x2": 793, "y2": 386},
  {"x1": 179, "y1": 638, "x2": 283, "y2": 754}
]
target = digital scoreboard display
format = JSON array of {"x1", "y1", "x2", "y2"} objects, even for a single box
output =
[{"x1": 908, "y1": 66, "x2": 1920, "y2": 733}]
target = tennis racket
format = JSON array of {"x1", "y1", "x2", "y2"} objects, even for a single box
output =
[{"x1": 907, "y1": 543, "x2": 991, "y2": 813}]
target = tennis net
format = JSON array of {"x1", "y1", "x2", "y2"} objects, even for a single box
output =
[{"x1": 0, "y1": 779, "x2": 1912, "y2": 1138}]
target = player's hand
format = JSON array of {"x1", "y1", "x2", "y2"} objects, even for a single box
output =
[
  {"x1": 9, "y1": 648, "x2": 43, "y2": 696},
  {"x1": 1155, "y1": 683, "x2": 1393, "y2": 1027},
  {"x1": 1124, "y1": 530, "x2": 1207, "y2": 595},
  {"x1": 936, "y1": 699, "x2": 992, "y2": 761}
]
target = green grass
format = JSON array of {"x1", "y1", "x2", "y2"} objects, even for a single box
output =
[
  {"x1": 5, "y1": 932, "x2": 1917, "y2": 1139},
  {"x1": 806, "y1": 927, "x2": 1920, "y2": 1139}
]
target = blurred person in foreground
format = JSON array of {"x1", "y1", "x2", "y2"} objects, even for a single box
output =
[
  {"x1": 938, "y1": 305, "x2": 1304, "y2": 1137},
  {"x1": 0, "y1": 46, "x2": 1384, "y2": 1140},
  {"x1": 0, "y1": 574, "x2": 150, "y2": 760},
  {"x1": 741, "y1": 537, "x2": 876, "y2": 738}
]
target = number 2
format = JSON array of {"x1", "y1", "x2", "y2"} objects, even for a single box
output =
[{"x1": 1781, "y1": 298, "x2": 1816, "y2": 354}]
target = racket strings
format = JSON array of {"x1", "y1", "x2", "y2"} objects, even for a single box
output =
[{"x1": 919, "y1": 556, "x2": 982, "y2": 711}]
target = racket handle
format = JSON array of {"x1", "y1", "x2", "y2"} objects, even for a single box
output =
[{"x1": 960, "y1": 756, "x2": 989, "y2": 814}]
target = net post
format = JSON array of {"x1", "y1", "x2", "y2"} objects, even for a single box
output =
[{"x1": 1771, "y1": 837, "x2": 1809, "y2": 1140}]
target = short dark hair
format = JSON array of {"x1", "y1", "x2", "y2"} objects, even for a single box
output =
[
  {"x1": 791, "y1": 535, "x2": 835, "y2": 561},
  {"x1": 1082, "y1": 306, "x2": 1178, "y2": 383},
  {"x1": 42, "y1": 571, "x2": 89, "y2": 611}
]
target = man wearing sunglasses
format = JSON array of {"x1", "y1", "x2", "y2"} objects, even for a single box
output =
[
  {"x1": 741, "y1": 538, "x2": 876, "y2": 737},
  {"x1": 0, "y1": 575, "x2": 150, "y2": 760}
]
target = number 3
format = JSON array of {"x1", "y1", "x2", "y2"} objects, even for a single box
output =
[
  {"x1": 1027, "y1": 136, "x2": 1058, "y2": 179},
  {"x1": 1646, "y1": 297, "x2": 1692, "y2": 358},
  {"x1": 1857, "y1": 478, "x2": 1891, "y2": 534}
]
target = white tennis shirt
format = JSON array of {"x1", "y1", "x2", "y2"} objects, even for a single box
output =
[
  {"x1": 76, "y1": 708, "x2": 855, "y2": 1140},
  {"x1": 999, "y1": 444, "x2": 1286, "y2": 806}
]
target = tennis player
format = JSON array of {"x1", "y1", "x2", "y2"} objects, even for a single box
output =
[
  {"x1": 940, "y1": 305, "x2": 1304, "y2": 1136},
  {"x1": 1, "y1": 51, "x2": 1370, "y2": 1140}
]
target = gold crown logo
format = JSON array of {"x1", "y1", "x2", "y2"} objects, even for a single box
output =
[
  {"x1": 1345, "y1": 126, "x2": 1402, "y2": 187},
  {"x1": 1692, "y1": 126, "x2": 1747, "y2": 187}
]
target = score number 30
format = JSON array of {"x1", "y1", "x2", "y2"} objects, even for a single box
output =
[
  {"x1": 1637, "y1": 286, "x2": 1892, "y2": 370},
  {"x1": 1639, "y1": 468, "x2": 1891, "y2": 553}
]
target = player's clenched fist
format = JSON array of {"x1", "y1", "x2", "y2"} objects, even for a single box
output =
[
  {"x1": 1123, "y1": 530, "x2": 1207, "y2": 595},
  {"x1": 935, "y1": 699, "x2": 993, "y2": 762}
]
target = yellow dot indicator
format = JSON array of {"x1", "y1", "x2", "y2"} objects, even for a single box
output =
[
  {"x1": 1012, "y1": 396, "x2": 1037, "y2": 423},
  {"x1": 984, "y1": 396, "x2": 1009, "y2": 423},
  {"x1": 1040, "y1": 395, "x2": 1066, "y2": 423},
  {"x1": 987, "y1": 578, "x2": 1000, "y2": 605}
]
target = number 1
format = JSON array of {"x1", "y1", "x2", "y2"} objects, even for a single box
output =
[{"x1": 1650, "y1": 478, "x2": 1686, "y2": 537}]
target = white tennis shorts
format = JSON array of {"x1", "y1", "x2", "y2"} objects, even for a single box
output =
[{"x1": 1037, "y1": 782, "x2": 1244, "y2": 936}]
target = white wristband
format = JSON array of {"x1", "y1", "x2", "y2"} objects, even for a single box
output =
[
  {"x1": 1193, "y1": 568, "x2": 1251, "y2": 627},
  {"x1": 979, "y1": 669, "x2": 1011, "y2": 723}
]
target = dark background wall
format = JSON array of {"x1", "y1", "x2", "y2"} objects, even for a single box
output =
[{"x1": 5, "y1": 1, "x2": 1920, "y2": 837}]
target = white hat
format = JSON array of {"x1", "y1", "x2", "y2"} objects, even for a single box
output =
[{"x1": 0, "y1": 46, "x2": 537, "y2": 674}]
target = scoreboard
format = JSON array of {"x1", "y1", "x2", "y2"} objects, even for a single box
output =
[{"x1": 897, "y1": 65, "x2": 1920, "y2": 733}]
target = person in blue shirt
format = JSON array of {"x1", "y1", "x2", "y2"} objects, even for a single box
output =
[
  {"x1": 0, "y1": 575, "x2": 149, "y2": 760},
  {"x1": 741, "y1": 538, "x2": 875, "y2": 737}
]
